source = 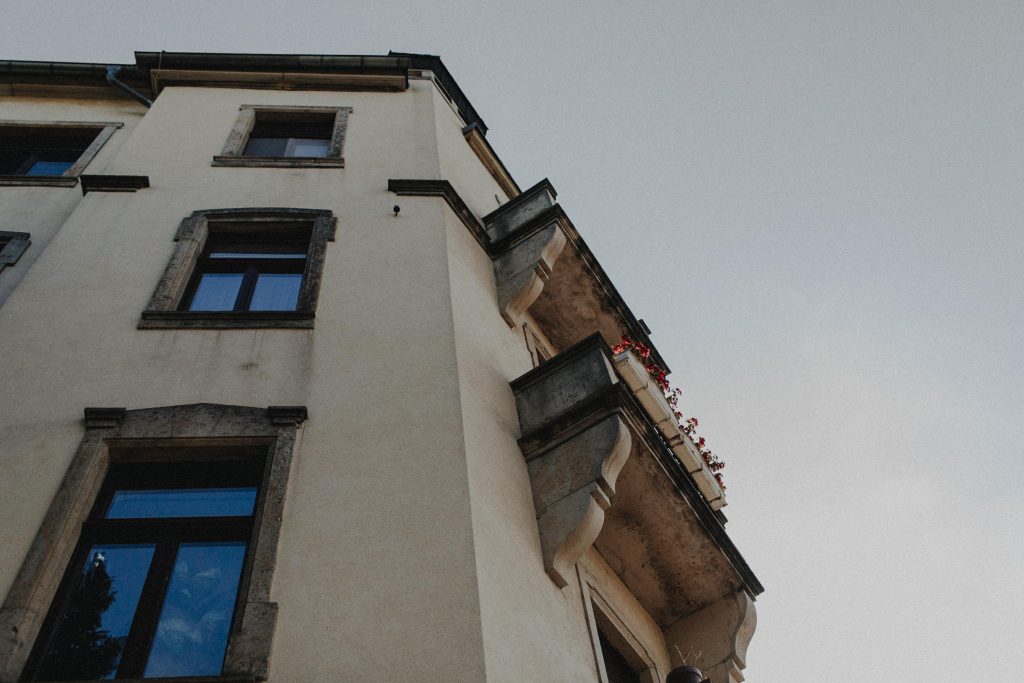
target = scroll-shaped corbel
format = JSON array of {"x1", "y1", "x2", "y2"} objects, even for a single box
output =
[
  {"x1": 526, "y1": 414, "x2": 631, "y2": 587},
  {"x1": 483, "y1": 179, "x2": 565, "y2": 327},
  {"x1": 663, "y1": 590, "x2": 757, "y2": 683},
  {"x1": 493, "y1": 223, "x2": 566, "y2": 327}
]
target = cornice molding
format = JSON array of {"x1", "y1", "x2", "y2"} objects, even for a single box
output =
[
  {"x1": 149, "y1": 68, "x2": 407, "y2": 95},
  {"x1": 462, "y1": 123, "x2": 520, "y2": 199},
  {"x1": 80, "y1": 174, "x2": 150, "y2": 194},
  {"x1": 388, "y1": 179, "x2": 489, "y2": 250}
]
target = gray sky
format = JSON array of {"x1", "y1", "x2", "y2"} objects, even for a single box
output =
[{"x1": 5, "y1": 1, "x2": 1022, "y2": 679}]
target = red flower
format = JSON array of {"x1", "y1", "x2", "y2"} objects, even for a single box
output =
[{"x1": 614, "y1": 336, "x2": 729, "y2": 493}]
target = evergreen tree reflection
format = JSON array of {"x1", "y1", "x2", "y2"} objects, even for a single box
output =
[{"x1": 37, "y1": 552, "x2": 121, "y2": 680}]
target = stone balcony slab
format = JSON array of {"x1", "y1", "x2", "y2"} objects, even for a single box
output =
[{"x1": 510, "y1": 334, "x2": 761, "y2": 629}]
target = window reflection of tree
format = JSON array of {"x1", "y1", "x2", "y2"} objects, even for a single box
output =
[{"x1": 36, "y1": 552, "x2": 121, "y2": 680}]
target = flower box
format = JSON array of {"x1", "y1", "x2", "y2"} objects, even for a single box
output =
[
  {"x1": 612, "y1": 349, "x2": 726, "y2": 510},
  {"x1": 612, "y1": 350, "x2": 677, "y2": 434},
  {"x1": 691, "y1": 466, "x2": 725, "y2": 510},
  {"x1": 669, "y1": 431, "x2": 704, "y2": 475}
]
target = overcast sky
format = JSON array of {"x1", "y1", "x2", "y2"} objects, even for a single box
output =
[{"x1": 4, "y1": 1, "x2": 1022, "y2": 679}]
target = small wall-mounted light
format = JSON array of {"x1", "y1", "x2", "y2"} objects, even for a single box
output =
[
  {"x1": 393, "y1": 205, "x2": 400, "y2": 216},
  {"x1": 665, "y1": 665, "x2": 708, "y2": 683}
]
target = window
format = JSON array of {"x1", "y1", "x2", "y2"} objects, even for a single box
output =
[
  {"x1": 212, "y1": 106, "x2": 351, "y2": 168},
  {"x1": 0, "y1": 231, "x2": 31, "y2": 272},
  {"x1": 579, "y1": 571, "x2": 661, "y2": 683},
  {"x1": 183, "y1": 231, "x2": 310, "y2": 313},
  {"x1": 140, "y1": 208, "x2": 336, "y2": 329},
  {"x1": 23, "y1": 460, "x2": 263, "y2": 680},
  {"x1": 0, "y1": 121, "x2": 122, "y2": 186},
  {"x1": 243, "y1": 114, "x2": 333, "y2": 158},
  {"x1": 522, "y1": 323, "x2": 553, "y2": 367},
  {"x1": 599, "y1": 631, "x2": 641, "y2": 683},
  {"x1": 0, "y1": 404, "x2": 307, "y2": 681}
]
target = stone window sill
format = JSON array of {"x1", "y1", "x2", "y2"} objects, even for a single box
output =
[
  {"x1": 212, "y1": 155, "x2": 344, "y2": 168},
  {"x1": 39, "y1": 676, "x2": 257, "y2": 683},
  {"x1": 0, "y1": 175, "x2": 78, "y2": 187},
  {"x1": 139, "y1": 310, "x2": 315, "y2": 329}
]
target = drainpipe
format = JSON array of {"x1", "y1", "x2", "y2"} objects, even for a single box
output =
[{"x1": 105, "y1": 65, "x2": 152, "y2": 108}]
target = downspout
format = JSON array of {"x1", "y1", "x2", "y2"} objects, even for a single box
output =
[{"x1": 105, "y1": 65, "x2": 152, "y2": 108}]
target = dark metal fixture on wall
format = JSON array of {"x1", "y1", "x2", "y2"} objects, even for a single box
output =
[{"x1": 666, "y1": 665, "x2": 709, "y2": 683}]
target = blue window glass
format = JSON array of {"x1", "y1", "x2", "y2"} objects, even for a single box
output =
[
  {"x1": 250, "y1": 273, "x2": 303, "y2": 311},
  {"x1": 189, "y1": 273, "x2": 244, "y2": 311},
  {"x1": 242, "y1": 113, "x2": 334, "y2": 158},
  {"x1": 287, "y1": 138, "x2": 330, "y2": 157},
  {"x1": 26, "y1": 159, "x2": 75, "y2": 176},
  {"x1": 243, "y1": 136, "x2": 289, "y2": 156},
  {"x1": 36, "y1": 545, "x2": 156, "y2": 681},
  {"x1": 143, "y1": 542, "x2": 247, "y2": 677},
  {"x1": 27, "y1": 460, "x2": 263, "y2": 681},
  {"x1": 182, "y1": 232, "x2": 309, "y2": 314},
  {"x1": 106, "y1": 488, "x2": 257, "y2": 519}
]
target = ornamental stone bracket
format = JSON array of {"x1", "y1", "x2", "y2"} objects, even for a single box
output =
[
  {"x1": 511, "y1": 335, "x2": 633, "y2": 588},
  {"x1": 663, "y1": 591, "x2": 757, "y2": 683},
  {"x1": 528, "y1": 415, "x2": 631, "y2": 587},
  {"x1": 482, "y1": 179, "x2": 567, "y2": 327}
]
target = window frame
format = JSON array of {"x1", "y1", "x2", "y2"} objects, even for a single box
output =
[
  {"x1": 139, "y1": 208, "x2": 336, "y2": 329},
  {"x1": 23, "y1": 459, "x2": 264, "y2": 680},
  {"x1": 0, "y1": 231, "x2": 31, "y2": 273},
  {"x1": 212, "y1": 106, "x2": 351, "y2": 168},
  {"x1": 578, "y1": 568, "x2": 661, "y2": 683},
  {"x1": 0, "y1": 404, "x2": 307, "y2": 682},
  {"x1": 0, "y1": 121, "x2": 123, "y2": 187},
  {"x1": 182, "y1": 235, "x2": 311, "y2": 314}
]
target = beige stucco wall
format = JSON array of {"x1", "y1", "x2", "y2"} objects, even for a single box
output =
[
  {"x1": 0, "y1": 96, "x2": 146, "y2": 306},
  {"x1": 429, "y1": 79, "x2": 512, "y2": 216},
  {"x1": 0, "y1": 81, "x2": 487, "y2": 680},
  {"x1": 444, "y1": 204, "x2": 603, "y2": 682}
]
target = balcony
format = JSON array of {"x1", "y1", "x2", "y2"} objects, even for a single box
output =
[{"x1": 510, "y1": 334, "x2": 762, "y2": 679}]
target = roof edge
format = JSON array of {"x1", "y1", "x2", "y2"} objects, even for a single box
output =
[{"x1": 0, "y1": 51, "x2": 488, "y2": 134}]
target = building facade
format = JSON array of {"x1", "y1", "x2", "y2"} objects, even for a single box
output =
[{"x1": 0, "y1": 53, "x2": 761, "y2": 682}]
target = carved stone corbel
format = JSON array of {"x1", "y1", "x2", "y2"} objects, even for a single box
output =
[
  {"x1": 511, "y1": 335, "x2": 634, "y2": 588},
  {"x1": 527, "y1": 414, "x2": 631, "y2": 587},
  {"x1": 483, "y1": 179, "x2": 566, "y2": 327},
  {"x1": 663, "y1": 590, "x2": 757, "y2": 683},
  {"x1": 493, "y1": 224, "x2": 566, "y2": 327}
]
